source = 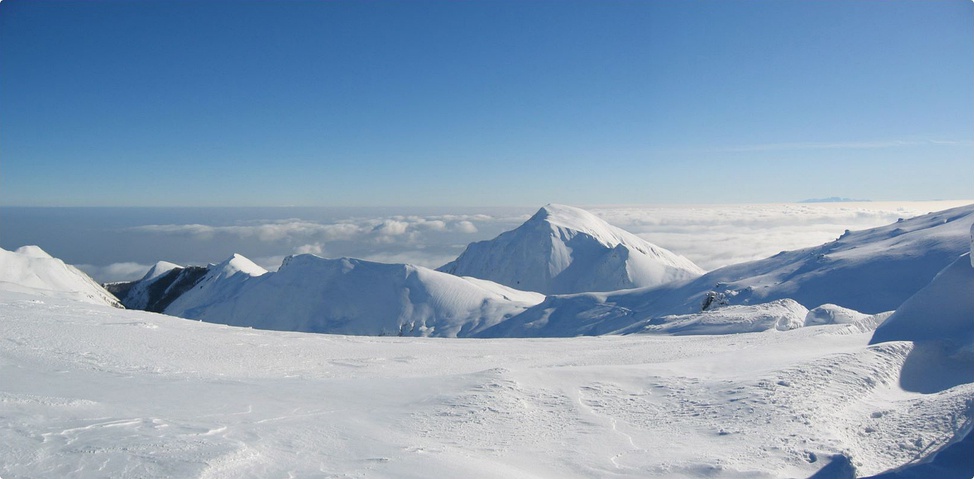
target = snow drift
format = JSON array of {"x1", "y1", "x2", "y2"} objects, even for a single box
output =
[
  {"x1": 438, "y1": 204, "x2": 704, "y2": 294},
  {"x1": 0, "y1": 245, "x2": 121, "y2": 307}
]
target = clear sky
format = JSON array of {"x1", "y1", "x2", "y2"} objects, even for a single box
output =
[{"x1": 1, "y1": 0, "x2": 971, "y2": 207}]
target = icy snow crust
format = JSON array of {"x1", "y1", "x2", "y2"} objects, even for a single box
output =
[
  {"x1": 439, "y1": 204, "x2": 705, "y2": 294},
  {"x1": 1, "y1": 290, "x2": 971, "y2": 479}
]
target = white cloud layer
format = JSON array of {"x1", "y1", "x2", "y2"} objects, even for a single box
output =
[
  {"x1": 76, "y1": 262, "x2": 154, "y2": 283},
  {"x1": 588, "y1": 200, "x2": 972, "y2": 270},
  {"x1": 82, "y1": 200, "x2": 970, "y2": 283}
]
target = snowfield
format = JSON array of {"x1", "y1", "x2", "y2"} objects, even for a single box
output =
[
  {"x1": 0, "y1": 204, "x2": 971, "y2": 478},
  {"x1": 1, "y1": 290, "x2": 970, "y2": 479}
]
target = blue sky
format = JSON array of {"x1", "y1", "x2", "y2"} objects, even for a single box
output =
[{"x1": 1, "y1": 0, "x2": 971, "y2": 207}]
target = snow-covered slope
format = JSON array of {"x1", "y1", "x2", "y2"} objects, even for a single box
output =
[
  {"x1": 106, "y1": 260, "x2": 182, "y2": 310},
  {"x1": 438, "y1": 204, "x2": 704, "y2": 294},
  {"x1": 163, "y1": 254, "x2": 544, "y2": 337},
  {"x1": 163, "y1": 254, "x2": 268, "y2": 318},
  {"x1": 484, "y1": 205, "x2": 974, "y2": 338},
  {"x1": 0, "y1": 245, "x2": 121, "y2": 307},
  {"x1": 870, "y1": 252, "x2": 973, "y2": 347},
  {"x1": 2, "y1": 290, "x2": 970, "y2": 478}
]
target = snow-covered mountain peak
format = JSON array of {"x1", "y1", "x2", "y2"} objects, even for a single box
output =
[
  {"x1": 209, "y1": 253, "x2": 267, "y2": 280},
  {"x1": 141, "y1": 261, "x2": 182, "y2": 282},
  {"x1": 14, "y1": 245, "x2": 54, "y2": 259},
  {"x1": 527, "y1": 203, "x2": 651, "y2": 252},
  {"x1": 439, "y1": 204, "x2": 703, "y2": 294}
]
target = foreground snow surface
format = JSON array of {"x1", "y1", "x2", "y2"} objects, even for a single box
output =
[{"x1": 1, "y1": 292, "x2": 970, "y2": 479}]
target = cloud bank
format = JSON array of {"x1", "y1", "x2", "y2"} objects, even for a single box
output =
[{"x1": 57, "y1": 201, "x2": 972, "y2": 283}]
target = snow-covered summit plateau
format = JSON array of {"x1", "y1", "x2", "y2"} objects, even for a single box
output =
[{"x1": 439, "y1": 204, "x2": 705, "y2": 294}]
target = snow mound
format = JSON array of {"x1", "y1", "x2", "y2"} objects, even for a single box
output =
[
  {"x1": 480, "y1": 297, "x2": 810, "y2": 338},
  {"x1": 0, "y1": 245, "x2": 121, "y2": 307},
  {"x1": 163, "y1": 254, "x2": 544, "y2": 337},
  {"x1": 643, "y1": 298, "x2": 809, "y2": 335},
  {"x1": 805, "y1": 303, "x2": 874, "y2": 326},
  {"x1": 870, "y1": 252, "x2": 973, "y2": 347},
  {"x1": 439, "y1": 204, "x2": 704, "y2": 294}
]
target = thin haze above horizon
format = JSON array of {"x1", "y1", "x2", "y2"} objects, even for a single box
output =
[{"x1": 1, "y1": 0, "x2": 971, "y2": 207}]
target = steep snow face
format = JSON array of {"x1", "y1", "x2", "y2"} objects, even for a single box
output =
[
  {"x1": 439, "y1": 204, "x2": 704, "y2": 294},
  {"x1": 0, "y1": 246, "x2": 121, "y2": 307},
  {"x1": 112, "y1": 261, "x2": 184, "y2": 310},
  {"x1": 163, "y1": 254, "x2": 267, "y2": 319},
  {"x1": 870, "y1": 252, "x2": 973, "y2": 346},
  {"x1": 163, "y1": 254, "x2": 544, "y2": 338}
]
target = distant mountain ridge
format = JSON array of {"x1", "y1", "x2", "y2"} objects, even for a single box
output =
[
  {"x1": 438, "y1": 204, "x2": 704, "y2": 294},
  {"x1": 479, "y1": 204, "x2": 974, "y2": 337},
  {"x1": 99, "y1": 203, "x2": 974, "y2": 339}
]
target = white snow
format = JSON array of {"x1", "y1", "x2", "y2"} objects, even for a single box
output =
[
  {"x1": 142, "y1": 260, "x2": 181, "y2": 281},
  {"x1": 439, "y1": 204, "x2": 704, "y2": 294},
  {"x1": 870, "y1": 252, "x2": 973, "y2": 347},
  {"x1": 114, "y1": 260, "x2": 184, "y2": 310},
  {"x1": 0, "y1": 214, "x2": 971, "y2": 478},
  {"x1": 1, "y1": 290, "x2": 970, "y2": 478},
  {"x1": 163, "y1": 254, "x2": 544, "y2": 337},
  {"x1": 483, "y1": 205, "x2": 974, "y2": 338},
  {"x1": 0, "y1": 245, "x2": 120, "y2": 307}
]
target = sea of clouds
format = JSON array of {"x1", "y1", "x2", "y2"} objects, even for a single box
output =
[{"x1": 2, "y1": 201, "x2": 967, "y2": 283}]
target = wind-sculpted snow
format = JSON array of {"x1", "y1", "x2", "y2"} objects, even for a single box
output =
[
  {"x1": 163, "y1": 254, "x2": 544, "y2": 337},
  {"x1": 1, "y1": 291, "x2": 971, "y2": 478},
  {"x1": 0, "y1": 245, "x2": 121, "y2": 307},
  {"x1": 439, "y1": 204, "x2": 704, "y2": 294},
  {"x1": 870, "y1": 253, "x2": 973, "y2": 348}
]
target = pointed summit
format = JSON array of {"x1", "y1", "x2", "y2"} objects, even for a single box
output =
[
  {"x1": 439, "y1": 204, "x2": 703, "y2": 294},
  {"x1": 140, "y1": 261, "x2": 182, "y2": 282},
  {"x1": 209, "y1": 253, "x2": 268, "y2": 280}
]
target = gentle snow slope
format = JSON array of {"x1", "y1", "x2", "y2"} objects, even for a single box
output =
[
  {"x1": 439, "y1": 204, "x2": 704, "y2": 294},
  {"x1": 485, "y1": 205, "x2": 974, "y2": 337},
  {"x1": 164, "y1": 254, "x2": 544, "y2": 337},
  {"x1": 0, "y1": 245, "x2": 120, "y2": 307},
  {"x1": 1, "y1": 291, "x2": 970, "y2": 478}
]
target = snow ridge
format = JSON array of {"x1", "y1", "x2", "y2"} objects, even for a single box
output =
[
  {"x1": 0, "y1": 245, "x2": 121, "y2": 307},
  {"x1": 482, "y1": 204, "x2": 974, "y2": 338},
  {"x1": 161, "y1": 254, "x2": 543, "y2": 338},
  {"x1": 439, "y1": 204, "x2": 704, "y2": 294}
]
